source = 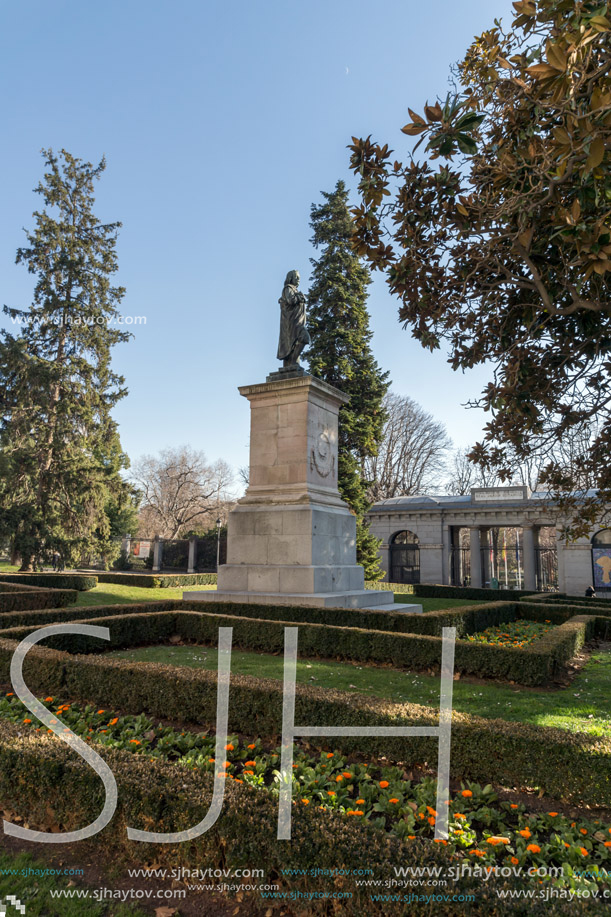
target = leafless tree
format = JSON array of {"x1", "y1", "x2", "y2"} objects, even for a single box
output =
[
  {"x1": 131, "y1": 446, "x2": 235, "y2": 539},
  {"x1": 365, "y1": 393, "x2": 452, "y2": 500},
  {"x1": 446, "y1": 448, "x2": 504, "y2": 495}
]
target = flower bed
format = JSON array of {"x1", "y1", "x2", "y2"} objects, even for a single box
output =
[
  {"x1": 1, "y1": 692, "x2": 610, "y2": 891},
  {"x1": 466, "y1": 619, "x2": 557, "y2": 648}
]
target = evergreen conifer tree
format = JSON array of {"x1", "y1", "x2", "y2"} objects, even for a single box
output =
[
  {"x1": 307, "y1": 180, "x2": 390, "y2": 580},
  {"x1": 0, "y1": 149, "x2": 131, "y2": 570}
]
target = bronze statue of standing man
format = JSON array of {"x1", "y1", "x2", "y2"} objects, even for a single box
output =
[{"x1": 277, "y1": 270, "x2": 310, "y2": 369}]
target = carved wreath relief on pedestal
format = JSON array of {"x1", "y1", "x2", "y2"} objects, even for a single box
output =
[{"x1": 310, "y1": 428, "x2": 335, "y2": 479}]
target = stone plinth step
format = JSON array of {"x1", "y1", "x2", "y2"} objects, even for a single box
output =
[{"x1": 185, "y1": 589, "x2": 422, "y2": 613}]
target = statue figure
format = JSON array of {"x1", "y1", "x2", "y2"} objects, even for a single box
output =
[{"x1": 277, "y1": 269, "x2": 310, "y2": 369}]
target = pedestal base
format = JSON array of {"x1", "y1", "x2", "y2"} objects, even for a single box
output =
[{"x1": 187, "y1": 588, "x2": 422, "y2": 613}]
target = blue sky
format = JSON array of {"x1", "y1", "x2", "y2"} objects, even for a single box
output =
[{"x1": 0, "y1": 0, "x2": 515, "y2": 483}]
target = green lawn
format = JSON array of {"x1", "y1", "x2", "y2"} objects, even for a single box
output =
[
  {"x1": 74, "y1": 582, "x2": 217, "y2": 605},
  {"x1": 109, "y1": 642, "x2": 611, "y2": 737}
]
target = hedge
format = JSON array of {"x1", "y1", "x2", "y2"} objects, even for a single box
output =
[
  {"x1": 94, "y1": 572, "x2": 217, "y2": 588},
  {"x1": 0, "y1": 601, "x2": 595, "y2": 688},
  {"x1": 181, "y1": 597, "x2": 505, "y2": 637},
  {"x1": 0, "y1": 635, "x2": 609, "y2": 810},
  {"x1": 367, "y1": 581, "x2": 537, "y2": 601},
  {"x1": 0, "y1": 582, "x2": 78, "y2": 612},
  {"x1": 0, "y1": 721, "x2": 560, "y2": 916},
  {"x1": 0, "y1": 573, "x2": 97, "y2": 591}
]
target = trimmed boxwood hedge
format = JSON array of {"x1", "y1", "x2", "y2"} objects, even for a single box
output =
[
  {"x1": 0, "y1": 573, "x2": 97, "y2": 591},
  {"x1": 94, "y1": 572, "x2": 217, "y2": 588},
  {"x1": 0, "y1": 582, "x2": 78, "y2": 612},
  {"x1": 0, "y1": 634, "x2": 609, "y2": 810},
  {"x1": 0, "y1": 602, "x2": 597, "y2": 687},
  {"x1": 0, "y1": 721, "x2": 558, "y2": 917},
  {"x1": 367, "y1": 581, "x2": 537, "y2": 601}
]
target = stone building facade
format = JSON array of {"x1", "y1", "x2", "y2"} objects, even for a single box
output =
[{"x1": 366, "y1": 486, "x2": 611, "y2": 597}]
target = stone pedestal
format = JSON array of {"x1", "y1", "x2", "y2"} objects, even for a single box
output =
[{"x1": 190, "y1": 374, "x2": 420, "y2": 613}]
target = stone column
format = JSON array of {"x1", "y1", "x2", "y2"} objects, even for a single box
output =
[
  {"x1": 121, "y1": 535, "x2": 131, "y2": 557},
  {"x1": 480, "y1": 527, "x2": 491, "y2": 587},
  {"x1": 187, "y1": 537, "x2": 197, "y2": 574},
  {"x1": 469, "y1": 527, "x2": 482, "y2": 588},
  {"x1": 522, "y1": 524, "x2": 537, "y2": 591},
  {"x1": 442, "y1": 524, "x2": 452, "y2": 585},
  {"x1": 152, "y1": 536, "x2": 163, "y2": 573}
]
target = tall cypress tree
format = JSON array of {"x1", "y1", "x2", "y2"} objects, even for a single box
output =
[
  {"x1": 0, "y1": 149, "x2": 130, "y2": 570},
  {"x1": 307, "y1": 180, "x2": 390, "y2": 579}
]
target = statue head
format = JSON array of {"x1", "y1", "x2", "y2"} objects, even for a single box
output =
[{"x1": 284, "y1": 269, "x2": 300, "y2": 287}]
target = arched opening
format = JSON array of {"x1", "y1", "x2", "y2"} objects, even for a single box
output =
[
  {"x1": 592, "y1": 529, "x2": 611, "y2": 592},
  {"x1": 390, "y1": 530, "x2": 420, "y2": 584}
]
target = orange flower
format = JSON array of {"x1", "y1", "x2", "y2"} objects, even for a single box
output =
[
  {"x1": 336, "y1": 775, "x2": 343, "y2": 783},
  {"x1": 353, "y1": 810, "x2": 364, "y2": 816},
  {"x1": 510, "y1": 804, "x2": 518, "y2": 810},
  {"x1": 301, "y1": 799, "x2": 310, "y2": 805},
  {"x1": 129, "y1": 739, "x2": 141, "y2": 745},
  {"x1": 427, "y1": 816, "x2": 436, "y2": 826},
  {"x1": 526, "y1": 844, "x2": 541, "y2": 854},
  {"x1": 604, "y1": 842, "x2": 611, "y2": 848},
  {"x1": 247, "y1": 744, "x2": 256, "y2": 750},
  {"x1": 548, "y1": 812, "x2": 558, "y2": 817},
  {"x1": 243, "y1": 770, "x2": 254, "y2": 776},
  {"x1": 510, "y1": 857, "x2": 519, "y2": 865},
  {"x1": 225, "y1": 743, "x2": 234, "y2": 751},
  {"x1": 389, "y1": 798, "x2": 399, "y2": 805},
  {"x1": 519, "y1": 829, "x2": 531, "y2": 839},
  {"x1": 434, "y1": 839, "x2": 447, "y2": 845},
  {"x1": 223, "y1": 761, "x2": 231, "y2": 768},
  {"x1": 461, "y1": 790, "x2": 473, "y2": 798},
  {"x1": 579, "y1": 847, "x2": 588, "y2": 856},
  {"x1": 356, "y1": 799, "x2": 365, "y2": 805},
  {"x1": 407, "y1": 835, "x2": 416, "y2": 840},
  {"x1": 454, "y1": 813, "x2": 466, "y2": 820},
  {"x1": 234, "y1": 779, "x2": 243, "y2": 784},
  {"x1": 580, "y1": 828, "x2": 588, "y2": 836},
  {"x1": 245, "y1": 760, "x2": 257, "y2": 766},
  {"x1": 109, "y1": 718, "x2": 118, "y2": 726},
  {"x1": 6, "y1": 693, "x2": 13, "y2": 697},
  {"x1": 454, "y1": 829, "x2": 464, "y2": 836},
  {"x1": 327, "y1": 791, "x2": 336, "y2": 797},
  {"x1": 427, "y1": 806, "x2": 438, "y2": 816},
  {"x1": 326, "y1": 753, "x2": 334, "y2": 759},
  {"x1": 44, "y1": 697, "x2": 53, "y2": 702},
  {"x1": 487, "y1": 837, "x2": 510, "y2": 846},
  {"x1": 97, "y1": 709, "x2": 105, "y2": 715},
  {"x1": 100, "y1": 729, "x2": 107, "y2": 734},
  {"x1": 469, "y1": 850, "x2": 485, "y2": 858},
  {"x1": 23, "y1": 719, "x2": 31, "y2": 724},
  {"x1": 379, "y1": 781, "x2": 389, "y2": 789},
  {"x1": 208, "y1": 758, "x2": 215, "y2": 763},
  {"x1": 342, "y1": 772, "x2": 352, "y2": 779}
]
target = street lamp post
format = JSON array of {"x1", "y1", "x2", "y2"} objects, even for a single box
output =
[{"x1": 216, "y1": 518, "x2": 222, "y2": 572}]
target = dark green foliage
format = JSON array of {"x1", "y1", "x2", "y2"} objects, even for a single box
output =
[
  {"x1": 369, "y1": 582, "x2": 537, "y2": 601},
  {"x1": 0, "y1": 722, "x2": 558, "y2": 917},
  {"x1": 94, "y1": 572, "x2": 217, "y2": 588},
  {"x1": 0, "y1": 582, "x2": 77, "y2": 612},
  {"x1": 0, "y1": 573, "x2": 97, "y2": 591},
  {"x1": 0, "y1": 150, "x2": 130, "y2": 571},
  {"x1": 2, "y1": 619, "x2": 610, "y2": 810},
  {"x1": 306, "y1": 181, "x2": 389, "y2": 580}
]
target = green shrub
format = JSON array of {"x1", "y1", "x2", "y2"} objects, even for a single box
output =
[
  {"x1": 0, "y1": 582, "x2": 78, "y2": 612},
  {"x1": 367, "y1": 581, "x2": 537, "y2": 601},
  {"x1": 94, "y1": 572, "x2": 217, "y2": 588},
  {"x1": 0, "y1": 721, "x2": 550, "y2": 916},
  {"x1": 0, "y1": 573, "x2": 97, "y2": 591},
  {"x1": 1, "y1": 635, "x2": 609, "y2": 809}
]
